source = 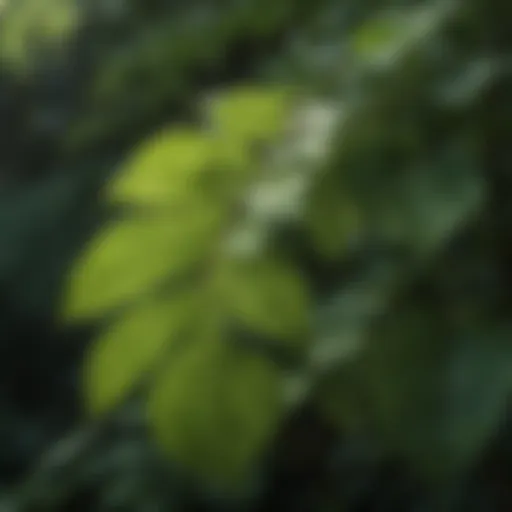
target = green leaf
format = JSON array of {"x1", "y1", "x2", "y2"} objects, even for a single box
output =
[
  {"x1": 440, "y1": 329, "x2": 512, "y2": 472},
  {"x1": 107, "y1": 128, "x2": 219, "y2": 206},
  {"x1": 305, "y1": 174, "x2": 363, "y2": 260},
  {"x1": 351, "y1": 3, "x2": 451, "y2": 68},
  {"x1": 148, "y1": 333, "x2": 283, "y2": 485},
  {"x1": 356, "y1": 308, "x2": 512, "y2": 479},
  {"x1": 207, "y1": 86, "x2": 293, "y2": 147},
  {"x1": 0, "y1": 0, "x2": 79, "y2": 70},
  {"x1": 403, "y1": 146, "x2": 484, "y2": 258},
  {"x1": 351, "y1": 15, "x2": 406, "y2": 66},
  {"x1": 223, "y1": 256, "x2": 311, "y2": 343},
  {"x1": 63, "y1": 210, "x2": 223, "y2": 321},
  {"x1": 83, "y1": 294, "x2": 198, "y2": 416}
]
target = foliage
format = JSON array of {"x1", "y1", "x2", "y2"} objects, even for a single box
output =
[
  {"x1": 0, "y1": 0, "x2": 512, "y2": 510},
  {"x1": 62, "y1": 87, "x2": 310, "y2": 485}
]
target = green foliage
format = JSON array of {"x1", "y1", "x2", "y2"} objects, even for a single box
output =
[
  {"x1": 148, "y1": 332, "x2": 283, "y2": 486},
  {"x1": 63, "y1": 211, "x2": 223, "y2": 321},
  {"x1": 62, "y1": 86, "x2": 308, "y2": 483},
  {"x1": 107, "y1": 129, "x2": 220, "y2": 207},
  {"x1": 347, "y1": 308, "x2": 512, "y2": 480},
  {"x1": 350, "y1": 3, "x2": 446, "y2": 68},
  {"x1": 222, "y1": 256, "x2": 310, "y2": 343},
  {"x1": 4, "y1": 0, "x2": 510, "y2": 508},
  {"x1": 299, "y1": 2, "x2": 509, "y2": 488},
  {"x1": 83, "y1": 294, "x2": 199, "y2": 416},
  {"x1": 0, "y1": 0, "x2": 79, "y2": 70},
  {"x1": 305, "y1": 172, "x2": 363, "y2": 261},
  {"x1": 60, "y1": 0, "x2": 512, "y2": 491},
  {"x1": 64, "y1": 0, "x2": 324, "y2": 156},
  {"x1": 206, "y1": 85, "x2": 294, "y2": 145}
]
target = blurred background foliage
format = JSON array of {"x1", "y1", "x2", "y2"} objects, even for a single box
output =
[{"x1": 0, "y1": 0, "x2": 512, "y2": 510}]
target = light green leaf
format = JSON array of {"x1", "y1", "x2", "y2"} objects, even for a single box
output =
[
  {"x1": 84, "y1": 294, "x2": 198, "y2": 416},
  {"x1": 63, "y1": 210, "x2": 223, "y2": 321},
  {"x1": 223, "y1": 257, "x2": 311, "y2": 343},
  {"x1": 207, "y1": 86, "x2": 293, "y2": 147},
  {"x1": 148, "y1": 334, "x2": 283, "y2": 485},
  {"x1": 107, "y1": 129, "x2": 219, "y2": 206}
]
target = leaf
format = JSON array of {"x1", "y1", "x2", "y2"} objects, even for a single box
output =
[
  {"x1": 207, "y1": 85, "x2": 292, "y2": 147},
  {"x1": 223, "y1": 256, "x2": 311, "y2": 343},
  {"x1": 0, "y1": 0, "x2": 79, "y2": 70},
  {"x1": 63, "y1": 209, "x2": 223, "y2": 321},
  {"x1": 84, "y1": 294, "x2": 198, "y2": 416},
  {"x1": 305, "y1": 173, "x2": 363, "y2": 260},
  {"x1": 351, "y1": 3, "x2": 452, "y2": 69},
  {"x1": 440, "y1": 328, "x2": 512, "y2": 471},
  {"x1": 403, "y1": 145, "x2": 484, "y2": 258},
  {"x1": 312, "y1": 271, "x2": 401, "y2": 432},
  {"x1": 148, "y1": 333, "x2": 283, "y2": 485},
  {"x1": 356, "y1": 308, "x2": 512, "y2": 479},
  {"x1": 358, "y1": 142, "x2": 484, "y2": 260},
  {"x1": 106, "y1": 129, "x2": 219, "y2": 207},
  {"x1": 351, "y1": 15, "x2": 406, "y2": 67},
  {"x1": 311, "y1": 268, "x2": 396, "y2": 371}
]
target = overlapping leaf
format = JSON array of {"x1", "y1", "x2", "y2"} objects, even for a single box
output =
[
  {"x1": 63, "y1": 207, "x2": 224, "y2": 321},
  {"x1": 106, "y1": 129, "x2": 219, "y2": 207},
  {"x1": 84, "y1": 293, "x2": 200, "y2": 416},
  {"x1": 62, "y1": 85, "x2": 311, "y2": 485},
  {"x1": 207, "y1": 86, "x2": 291, "y2": 142},
  {"x1": 148, "y1": 331, "x2": 283, "y2": 485},
  {"x1": 206, "y1": 85, "x2": 295, "y2": 171},
  {"x1": 222, "y1": 256, "x2": 311, "y2": 344}
]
